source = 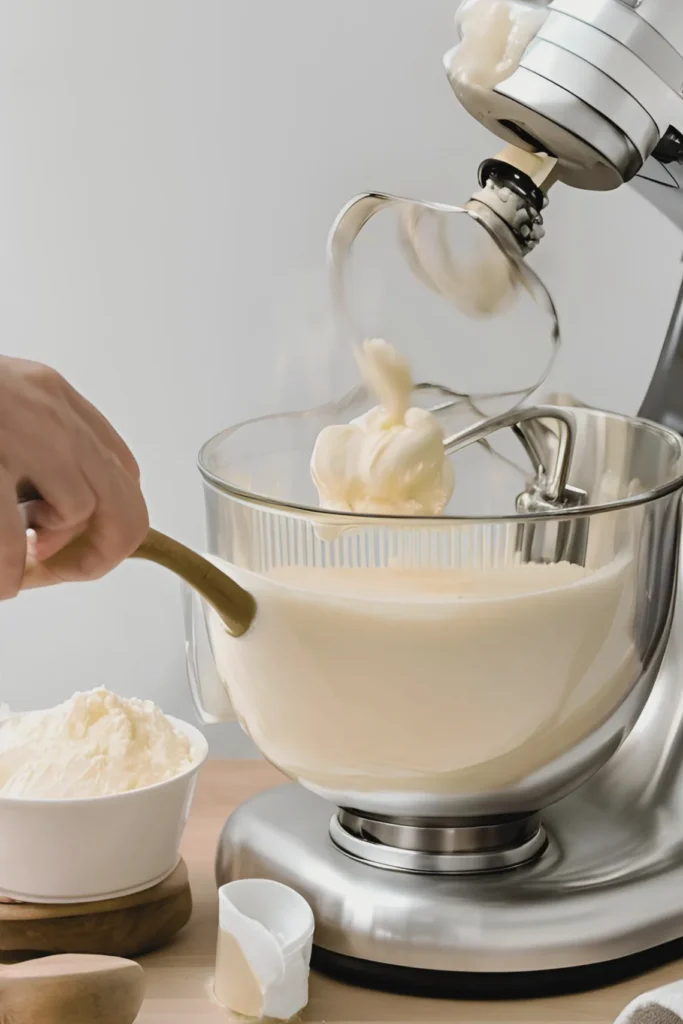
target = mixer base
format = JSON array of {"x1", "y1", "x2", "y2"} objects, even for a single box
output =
[
  {"x1": 311, "y1": 943, "x2": 683, "y2": 1000},
  {"x1": 217, "y1": 784, "x2": 683, "y2": 996}
]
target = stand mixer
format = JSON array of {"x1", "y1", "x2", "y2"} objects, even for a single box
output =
[{"x1": 187, "y1": 0, "x2": 683, "y2": 998}]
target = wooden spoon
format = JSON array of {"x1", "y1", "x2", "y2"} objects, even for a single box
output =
[
  {"x1": 0, "y1": 954, "x2": 145, "y2": 1024},
  {"x1": 19, "y1": 494, "x2": 256, "y2": 638},
  {"x1": 131, "y1": 528, "x2": 256, "y2": 637}
]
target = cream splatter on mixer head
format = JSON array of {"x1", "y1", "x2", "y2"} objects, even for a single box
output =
[
  {"x1": 452, "y1": 0, "x2": 548, "y2": 91},
  {"x1": 311, "y1": 339, "x2": 455, "y2": 516}
]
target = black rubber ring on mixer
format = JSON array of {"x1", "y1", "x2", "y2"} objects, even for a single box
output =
[{"x1": 478, "y1": 158, "x2": 546, "y2": 215}]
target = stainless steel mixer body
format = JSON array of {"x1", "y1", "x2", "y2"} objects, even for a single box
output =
[{"x1": 213, "y1": 1, "x2": 683, "y2": 992}]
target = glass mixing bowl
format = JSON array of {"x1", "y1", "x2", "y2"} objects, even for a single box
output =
[{"x1": 186, "y1": 398, "x2": 683, "y2": 820}]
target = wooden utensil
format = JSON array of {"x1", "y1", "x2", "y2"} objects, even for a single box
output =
[
  {"x1": 19, "y1": 487, "x2": 256, "y2": 637},
  {"x1": 132, "y1": 528, "x2": 256, "y2": 637},
  {"x1": 0, "y1": 953, "x2": 145, "y2": 1024}
]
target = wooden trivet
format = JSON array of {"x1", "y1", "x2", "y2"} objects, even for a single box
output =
[{"x1": 0, "y1": 859, "x2": 191, "y2": 958}]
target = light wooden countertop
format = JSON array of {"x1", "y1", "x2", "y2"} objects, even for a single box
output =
[{"x1": 137, "y1": 760, "x2": 683, "y2": 1024}]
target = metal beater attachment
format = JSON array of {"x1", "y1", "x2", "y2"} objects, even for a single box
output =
[
  {"x1": 445, "y1": 404, "x2": 589, "y2": 565},
  {"x1": 327, "y1": 188, "x2": 561, "y2": 414},
  {"x1": 325, "y1": 170, "x2": 583, "y2": 561},
  {"x1": 445, "y1": 405, "x2": 574, "y2": 506}
]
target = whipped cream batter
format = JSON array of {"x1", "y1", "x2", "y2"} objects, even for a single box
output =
[
  {"x1": 311, "y1": 338, "x2": 454, "y2": 515},
  {"x1": 0, "y1": 688, "x2": 197, "y2": 799},
  {"x1": 207, "y1": 552, "x2": 638, "y2": 797}
]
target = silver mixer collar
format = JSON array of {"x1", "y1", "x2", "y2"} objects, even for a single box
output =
[{"x1": 331, "y1": 809, "x2": 547, "y2": 875}]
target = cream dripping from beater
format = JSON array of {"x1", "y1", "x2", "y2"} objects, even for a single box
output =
[{"x1": 310, "y1": 339, "x2": 455, "y2": 515}]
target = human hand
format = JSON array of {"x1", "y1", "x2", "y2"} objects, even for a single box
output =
[{"x1": 0, "y1": 356, "x2": 148, "y2": 597}]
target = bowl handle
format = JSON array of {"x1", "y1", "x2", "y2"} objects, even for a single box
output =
[{"x1": 132, "y1": 528, "x2": 256, "y2": 637}]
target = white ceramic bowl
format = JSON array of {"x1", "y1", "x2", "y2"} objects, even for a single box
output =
[{"x1": 0, "y1": 716, "x2": 208, "y2": 904}]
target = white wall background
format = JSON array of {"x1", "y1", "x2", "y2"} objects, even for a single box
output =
[{"x1": 0, "y1": 0, "x2": 680, "y2": 756}]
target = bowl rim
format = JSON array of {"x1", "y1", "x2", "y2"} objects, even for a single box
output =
[
  {"x1": 0, "y1": 714, "x2": 209, "y2": 806},
  {"x1": 198, "y1": 404, "x2": 683, "y2": 524}
]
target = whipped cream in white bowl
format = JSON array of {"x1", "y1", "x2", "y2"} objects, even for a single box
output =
[{"x1": 0, "y1": 689, "x2": 208, "y2": 904}]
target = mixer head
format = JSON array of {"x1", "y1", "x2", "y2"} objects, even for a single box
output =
[{"x1": 445, "y1": 0, "x2": 683, "y2": 196}]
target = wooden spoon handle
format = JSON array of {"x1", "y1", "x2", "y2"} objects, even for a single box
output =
[{"x1": 132, "y1": 529, "x2": 256, "y2": 637}]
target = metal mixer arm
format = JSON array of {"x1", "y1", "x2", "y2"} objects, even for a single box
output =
[{"x1": 447, "y1": 0, "x2": 683, "y2": 428}]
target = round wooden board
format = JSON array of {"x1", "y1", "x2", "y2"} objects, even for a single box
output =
[{"x1": 0, "y1": 860, "x2": 191, "y2": 959}]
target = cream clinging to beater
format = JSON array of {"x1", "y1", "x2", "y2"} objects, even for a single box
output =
[{"x1": 311, "y1": 338, "x2": 455, "y2": 516}]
